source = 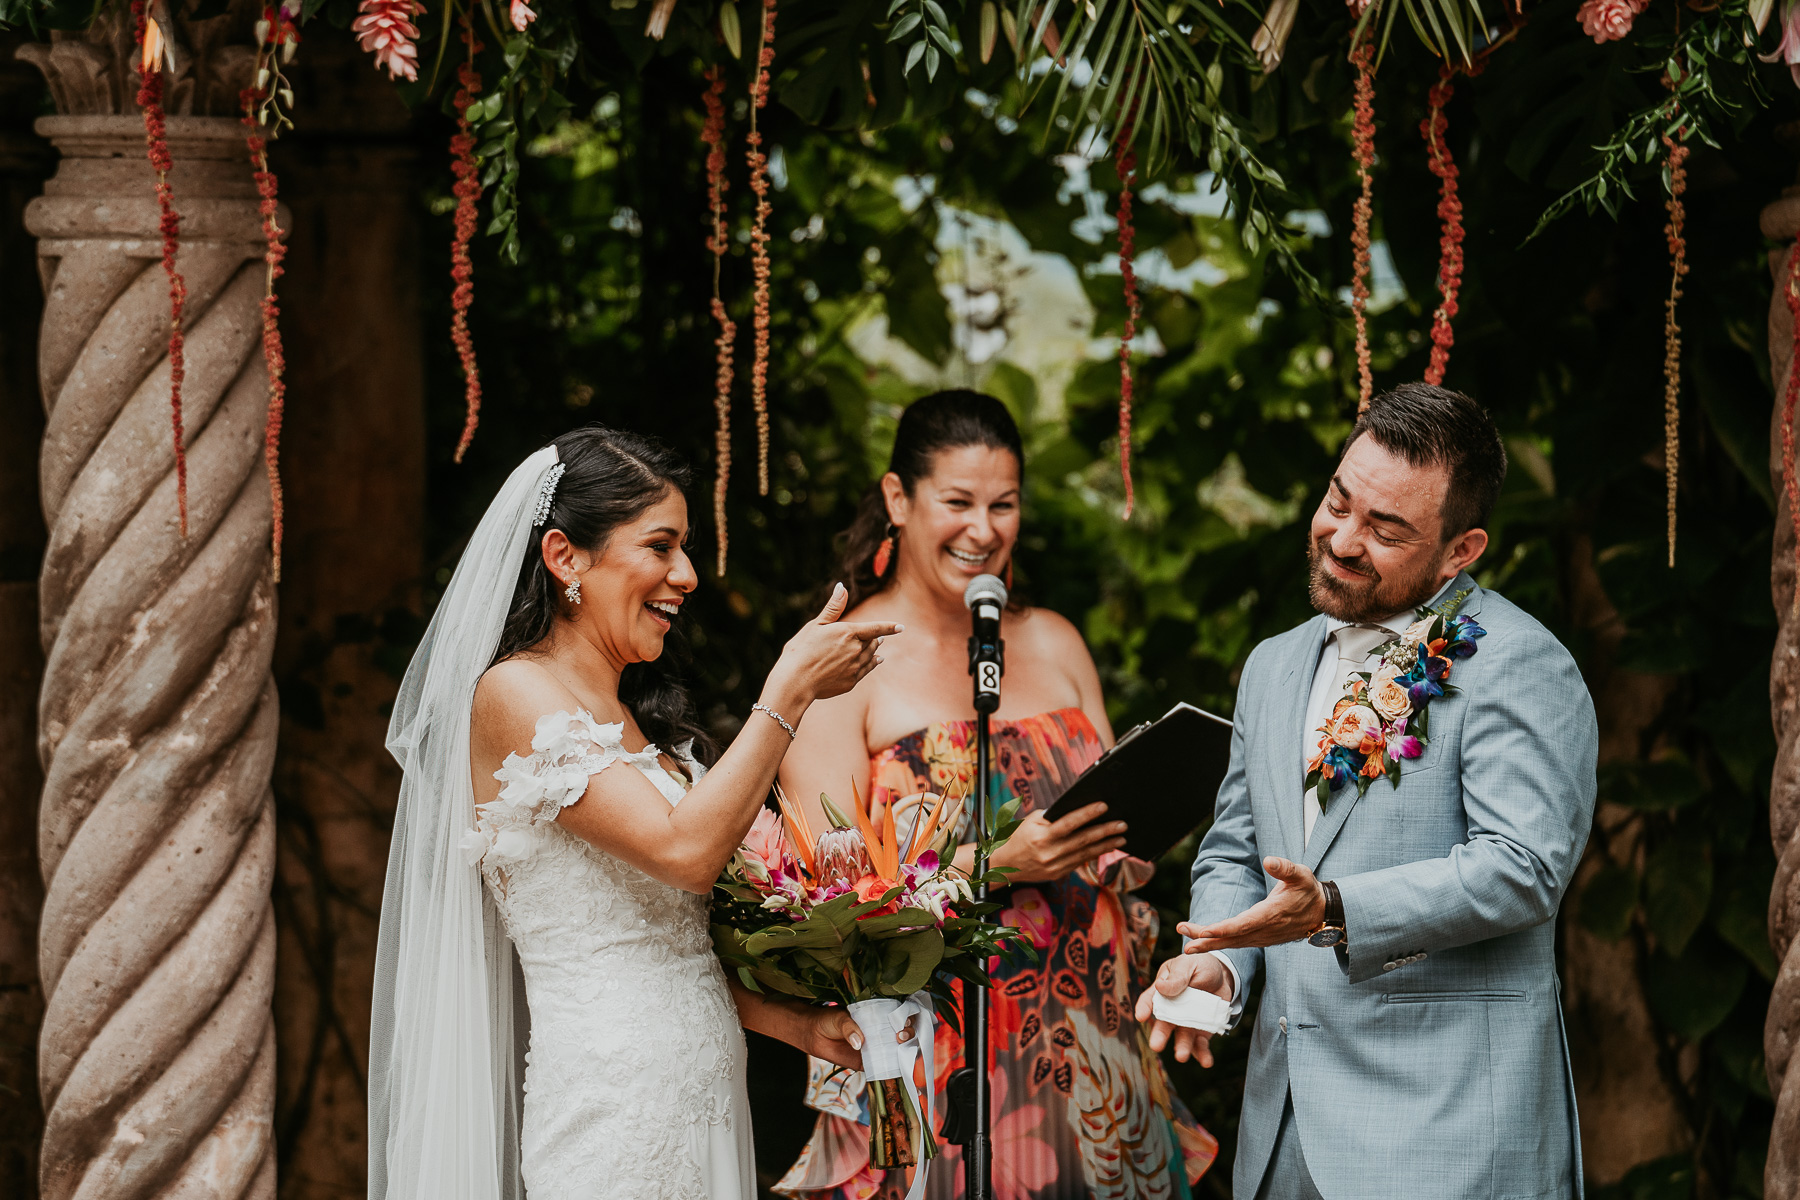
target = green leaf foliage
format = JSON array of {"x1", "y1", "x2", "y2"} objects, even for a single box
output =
[
  {"x1": 1578, "y1": 862, "x2": 1639, "y2": 943},
  {"x1": 1644, "y1": 838, "x2": 1713, "y2": 957}
]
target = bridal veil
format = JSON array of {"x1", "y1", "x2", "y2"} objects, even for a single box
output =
[{"x1": 368, "y1": 446, "x2": 559, "y2": 1200}]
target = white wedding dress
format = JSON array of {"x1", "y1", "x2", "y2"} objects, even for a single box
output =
[{"x1": 462, "y1": 708, "x2": 755, "y2": 1200}]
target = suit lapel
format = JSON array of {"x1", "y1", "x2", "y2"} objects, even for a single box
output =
[
  {"x1": 1301, "y1": 571, "x2": 1484, "y2": 872},
  {"x1": 1268, "y1": 617, "x2": 1326, "y2": 863}
]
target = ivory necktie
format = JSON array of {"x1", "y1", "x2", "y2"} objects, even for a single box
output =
[{"x1": 1304, "y1": 623, "x2": 1397, "y2": 844}]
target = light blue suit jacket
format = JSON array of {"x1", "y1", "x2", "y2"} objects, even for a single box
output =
[{"x1": 1189, "y1": 575, "x2": 1597, "y2": 1200}]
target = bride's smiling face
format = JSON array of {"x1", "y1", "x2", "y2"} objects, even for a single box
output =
[{"x1": 571, "y1": 488, "x2": 697, "y2": 665}]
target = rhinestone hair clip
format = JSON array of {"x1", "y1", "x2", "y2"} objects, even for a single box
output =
[{"x1": 533, "y1": 462, "x2": 566, "y2": 528}]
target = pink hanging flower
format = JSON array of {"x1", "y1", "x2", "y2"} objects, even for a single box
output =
[
  {"x1": 1576, "y1": 0, "x2": 1648, "y2": 44},
  {"x1": 510, "y1": 0, "x2": 537, "y2": 30},
  {"x1": 1760, "y1": 0, "x2": 1800, "y2": 85},
  {"x1": 353, "y1": 0, "x2": 426, "y2": 80}
]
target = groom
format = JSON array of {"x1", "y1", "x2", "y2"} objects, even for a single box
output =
[{"x1": 1137, "y1": 383, "x2": 1597, "y2": 1199}]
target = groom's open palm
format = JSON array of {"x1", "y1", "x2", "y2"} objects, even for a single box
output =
[{"x1": 1178, "y1": 856, "x2": 1325, "y2": 951}]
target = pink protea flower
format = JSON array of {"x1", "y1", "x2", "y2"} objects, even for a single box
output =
[
  {"x1": 353, "y1": 0, "x2": 426, "y2": 81},
  {"x1": 1761, "y1": 0, "x2": 1800, "y2": 85},
  {"x1": 1576, "y1": 0, "x2": 1647, "y2": 44},
  {"x1": 742, "y1": 806, "x2": 792, "y2": 878},
  {"x1": 510, "y1": 0, "x2": 536, "y2": 30}
]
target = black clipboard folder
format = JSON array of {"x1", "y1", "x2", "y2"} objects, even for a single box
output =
[{"x1": 1041, "y1": 702, "x2": 1234, "y2": 863}]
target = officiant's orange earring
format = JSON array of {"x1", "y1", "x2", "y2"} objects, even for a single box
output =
[
  {"x1": 1005, "y1": 558, "x2": 1013, "y2": 590},
  {"x1": 872, "y1": 524, "x2": 897, "y2": 578}
]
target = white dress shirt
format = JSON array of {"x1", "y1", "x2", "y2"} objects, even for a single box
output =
[{"x1": 1203, "y1": 579, "x2": 1457, "y2": 1016}]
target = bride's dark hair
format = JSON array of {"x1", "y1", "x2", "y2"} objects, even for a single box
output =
[
  {"x1": 492, "y1": 425, "x2": 715, "y2": 764},
  {"x1": 838, "y1": 389, "x2": 1025, "y2": 609}
]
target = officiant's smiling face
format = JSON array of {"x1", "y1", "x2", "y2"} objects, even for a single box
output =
[
  {"x1": 1307, "y1": 433, "x2": 1488, "y2": 623},
  {"x1": 881, "y1": 444, "x2": 1022, "y2": 602}
]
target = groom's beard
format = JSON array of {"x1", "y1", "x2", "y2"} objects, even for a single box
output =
[{"x1": 1307, "y1": 534, "x2": 1444, "y2": 623}]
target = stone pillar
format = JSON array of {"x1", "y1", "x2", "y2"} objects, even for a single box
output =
[
  {"x1": 0, "y1": 34, "x2": 52, "y2": 1200},
  {"x1": 20, "y1": 10, "x2": 282, "y2": 1196},
  {"x1": 1765, "y1": 178, "x2": 1800, "y2": 1200}
]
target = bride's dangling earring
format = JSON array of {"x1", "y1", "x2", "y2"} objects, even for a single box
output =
[
  {"x1": 565, "y1": 576, "x2": 582, "y2": 605},
  {"x1": 872, "y1": 523, "x2": 898, "y2": 578}
]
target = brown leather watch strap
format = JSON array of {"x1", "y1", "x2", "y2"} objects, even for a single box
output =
[{"x1": 1322, "y1": 880, "x2": 1346, "y2": 933}]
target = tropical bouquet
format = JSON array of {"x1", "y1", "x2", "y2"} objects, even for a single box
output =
[{"x1": 711, "y1": 781, "x2": 1027, "y2": 1173}]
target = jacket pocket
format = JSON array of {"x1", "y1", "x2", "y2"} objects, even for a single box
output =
[{"x1": 1380, "y1": 989, "x2": 1527, "y2": 1004}]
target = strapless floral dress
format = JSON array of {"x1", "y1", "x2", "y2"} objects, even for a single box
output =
[{"x1": 775, "y1": 707, "x2": 1217, "y2": 1200}]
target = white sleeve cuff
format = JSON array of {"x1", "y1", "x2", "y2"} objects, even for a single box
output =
[{"x1": 1207, "y1": 951, "x2": 1245, "y2": 1019}]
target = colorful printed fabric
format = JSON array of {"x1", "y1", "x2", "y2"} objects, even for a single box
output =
[{"x1": 774, "y1": 708, "x2": 1218, "y2": 1200}]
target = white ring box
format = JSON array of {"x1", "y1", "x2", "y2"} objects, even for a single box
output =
[{"x1": 1151, "y1": 987, "x2": 1231, "y2": 1034}]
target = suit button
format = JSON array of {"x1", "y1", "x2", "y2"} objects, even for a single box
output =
[{"x1": 1383, "y1": 961, "x2": 1397, "y2": 971}]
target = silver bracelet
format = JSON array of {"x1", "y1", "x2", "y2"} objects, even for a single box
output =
[{"x1": 752, "y1": 702, "x2": 797, "y2": 739}]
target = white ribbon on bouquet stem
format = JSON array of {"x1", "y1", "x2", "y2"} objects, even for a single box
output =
[{"x1": 846, "y1": 991, "x2": 936, "y2": 1200}]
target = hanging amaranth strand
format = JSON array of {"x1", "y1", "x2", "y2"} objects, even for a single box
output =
[
  {"x1": 745, "y1": 0, "x2": 777, "y2": 495},
  {"x1": 1660, "y1": 105, "x2": 1689, "y2": 568},
  {"x1": 1113, "y1": 129, "x2": 1140, "y2": 521},
  {"x1": 1349, "y1": 39, "x2": 1376, "y2": 413},
  {"x1": 450, "y1": 21, "x2": 485, "y2": 464},
  {"x1": 134, "y1": 0, "x2": 191, "y2": 535},
  {"x1": 1782, "y1": 241, "x2": 1800, "y2": 612},
  {"x1": 702, "y1": 65, "x2": 737, "y2": 576},
  {"x1": 1420, "y1": 66, "x2": 1464, "y2": 387}
]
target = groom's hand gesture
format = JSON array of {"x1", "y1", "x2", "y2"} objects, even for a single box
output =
[
  {"x1": 1177, "y1": 856, "x2": 1327, "y2": 951},
  {"x1": 1134, "y1": 953, "x2": 1232, "y2": 1067}
]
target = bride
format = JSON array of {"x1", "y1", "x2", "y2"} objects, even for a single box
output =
[{"x1": 368, "y1": 427, "x2": 903, "y2": 1200}]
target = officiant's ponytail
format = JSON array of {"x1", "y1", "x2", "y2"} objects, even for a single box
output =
[
  {"x1": 839, "y1": 389, "x2": 1025, "y2": 608},
  {"x1": 493, "y1": 425, "x2": 716, "y2": 764}
]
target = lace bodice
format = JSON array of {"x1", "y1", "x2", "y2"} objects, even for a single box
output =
[{"x1": 464, "y1": 709, "x2": 753, "y2": 1200}]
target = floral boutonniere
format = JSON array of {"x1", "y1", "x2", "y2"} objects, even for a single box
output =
[{"x1": 1304, "y1": 587, "x2": 1486, "y2": 810}]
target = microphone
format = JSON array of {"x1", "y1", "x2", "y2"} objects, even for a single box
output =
[{"x1": 963, "y1": 574, "x2": 1007, "y2": 715}]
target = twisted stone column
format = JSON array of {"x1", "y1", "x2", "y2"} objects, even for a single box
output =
[
  {"x1": 23, "y1": 113, "x2": 279, "y2": 1200},
  {"x1": 1765, "y1": 182, "x2": 1800, "y2": 1199}
]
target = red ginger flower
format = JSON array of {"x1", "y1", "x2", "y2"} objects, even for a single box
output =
[
  {"x1": 353, "y1": 0, "x2": 425, "y2": 81},
  {"x1": 1576, "y1": 0, "x2": 1647, "y2": 44}
]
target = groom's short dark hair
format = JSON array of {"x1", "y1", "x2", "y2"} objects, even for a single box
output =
[{"x1": 1342, "y1": 383, "x2": 1507, "y2": 539}]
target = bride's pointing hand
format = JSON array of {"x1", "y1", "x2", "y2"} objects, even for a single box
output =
[{"x1": 769, "y1": 583, "x2": 903, "y2": 707}]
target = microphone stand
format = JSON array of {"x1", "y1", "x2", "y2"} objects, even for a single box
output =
[
  {"x1": 964, "y1": 698, "x2": 993, "y2": 1200},
  {"x1": 961, "y1": 587, "x2": 1003, "y2": 1200}
]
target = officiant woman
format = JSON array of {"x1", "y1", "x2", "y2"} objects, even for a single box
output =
[{"x1": 772, "y1": 391, "x2": 1216, "y2": 1199}]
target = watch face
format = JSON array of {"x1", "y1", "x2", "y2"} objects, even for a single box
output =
[{"x1": 1308, "y1": 927, "x2": 1345, "y2": 948}]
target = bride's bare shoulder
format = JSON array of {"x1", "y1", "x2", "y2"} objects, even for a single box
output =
[{"x1": 472, "y1": 658, "x2": 613, "y2": 755}]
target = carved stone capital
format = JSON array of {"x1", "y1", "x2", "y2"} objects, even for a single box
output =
[{"x1": 15, "y1": 1, "x2": 260, "y2": 118}]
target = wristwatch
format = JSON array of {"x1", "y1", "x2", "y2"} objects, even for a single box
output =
[{"x1": 1307, "y1": 880, "x2": 1348, "y2": 948}]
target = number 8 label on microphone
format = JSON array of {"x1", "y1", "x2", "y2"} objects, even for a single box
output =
[{"x1": 977, "y1": 661, "x2": 1001, "y2": 696}]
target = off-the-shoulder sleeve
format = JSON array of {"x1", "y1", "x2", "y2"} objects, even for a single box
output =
[{"x1": 461, "y1": 709, "x2": 659, "y2": 866}]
